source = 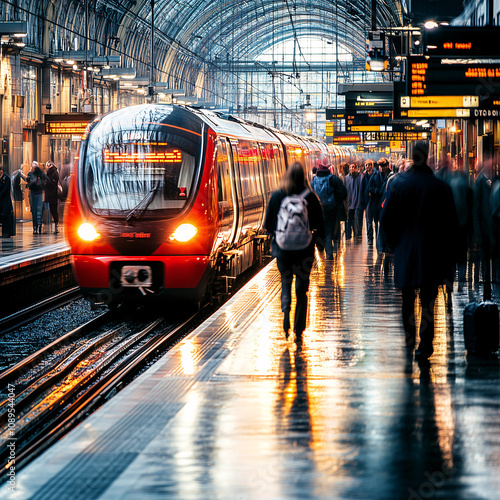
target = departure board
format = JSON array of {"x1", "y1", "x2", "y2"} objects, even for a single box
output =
[{"x1": 408, "y1": 56, "x2": 500, "y2": 97}]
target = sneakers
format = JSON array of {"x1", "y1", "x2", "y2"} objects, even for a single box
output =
[{"x1": 54, "y1": 224, "x2": 59, "y2": 234}]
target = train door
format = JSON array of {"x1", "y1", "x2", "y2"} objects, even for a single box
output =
[
  {"x1": 226, "y1": 138, "x2": 243, "y2": 243},
  {"x1": 252, "y1": 141, "x2": 267, "y2": 228},
  {"x1": 216, "y1": 138, "x2": 236, "y2": 246}
]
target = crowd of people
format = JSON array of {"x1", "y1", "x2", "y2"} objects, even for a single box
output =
[
  {"x1": 266, "y1": 143, "x2": 500, "y2": 363},
  {"x1": 0, "y1": 159, "x2": 70, "y2": 238}
]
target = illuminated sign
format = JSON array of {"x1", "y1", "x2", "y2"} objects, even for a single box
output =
[
  {"x1": 104, "y1": 148, "x2": 182, "y2": 163},
  {"x1": 424, "y1": 26, "x2": 500, "y2": 57},
  {"x1": 345, "y1": 91, "x2": 393, "y2": 111},
  {"x1": 332, "y1": 134, "x2": 362, "y2": 143},
  {"x1": 325, "y1": 109, "x2": 347, "y2": 120},
  {"x1": 325, "y1": 122, "x2": 334, "y2": 137},
  {"x1": 401, "y1": 96, "x2": 479, "y2": 108},
  {"x1": 45, "y1": 113, "x2": 95, "y2": 137},
  {"x1": 348, "y1": 123, "x2": 426, "y2": 133},
  {"x1": 364, "y1": 132, "x2": 427, "y2": 141},
  {"x1": 408, "y1": 56, "x2": 500, "y2": 97},
  {"x1": 401, "y1": 108, "x2": 471, "y2": 118}
]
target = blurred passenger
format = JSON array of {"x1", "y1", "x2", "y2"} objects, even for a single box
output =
[
  {"x1": 20, "y1": 161, "x2": 48, "y2": 234},
  {"x1": 361, "y1": 159, "x2": 376, "y2": 244},
  {"x1": 44, "y1": 160, "x2": 60, "y2": 233},
  {"x1": 472, "y1": 162, "x2": 493, "y2": 285},
  {"x1": 380, "y1": 141, "x2": 458, "y2": 362},
  {"x1": 345, "y1": 163, "x2": 362, "y2": 239},
  {"x1": 264, "y1": 162, "x2": 325, "y2": 342},
  {"x1": 369, "y1": 157, "x2": 393, "y2": 253},
  {"x1": 311, "y1": 158, "x2": 347, "y2": 259},
  {"x1": 449, "y1": 169, "x2": 473, "y2": 285},
  {"x1": 0, "y1": 166, "x2": 14, "y2": 238}
]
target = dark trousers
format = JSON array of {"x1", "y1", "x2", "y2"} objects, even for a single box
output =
[
  {"x1": 1, "y1": 211, "x2": 14, "y2": 237},
  {"x1": 277, "y1": 253, "x2": 314, "y2": 335},
  {"x1": 366, "y1": 204, "x2": 380, "y2": 243},
  {"x1": 402, "y1": 285, "x2": 439, "y2": 351},
  {"x1": 346, "y1": 209, "x2": 363, "y2": 238},
  {"x1": 323, "y1": 208, "x2": 337, "y2": 258},
  {"x1": 48, "y1": 201, "x2": 59, "y2": 225}
]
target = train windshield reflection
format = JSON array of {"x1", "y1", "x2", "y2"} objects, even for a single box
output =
[{"x1": 84, "y1": 138, "x2": 198, "y2": 218}]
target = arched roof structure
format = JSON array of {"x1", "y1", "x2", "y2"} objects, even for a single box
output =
[{"x1": 7, "y1": 0, "x2": 406, "y2": 99}]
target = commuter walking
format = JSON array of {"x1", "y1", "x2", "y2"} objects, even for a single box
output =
[
  {"x1": 369, "y1": 157, "x2": 393, "y2": 252},
  {"x1": 361, "y1": 159, "x2": 376, "y2": 244},
  {"x1": 311, "y1": 158, "x2": 346, "y2": 259},
  {"x1": 345, "y1": 163, "x2": 362, "y2": 239},
  {"x1": 264, "y1": 162, "x2": 325, "y2": 342},
  {"x1": 44, "y1": 160, "x2": 60, "y2": 233},
  {"x1": 380, "y1": 142, "x2": 458, "y2": 362},
  {"x1": 20, "y1": 161, "x2": 47, "y2": 234},
  {"x1": 0, "y1": 166, "x2": 14, "y2": 238}
]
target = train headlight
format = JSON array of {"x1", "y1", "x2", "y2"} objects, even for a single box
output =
[
  {"x1": 170, "y1": 223, "x2": 197, "y2": 242},
  {"x1": 78, "y1": 223, "x2": 100, "y2": 241}
]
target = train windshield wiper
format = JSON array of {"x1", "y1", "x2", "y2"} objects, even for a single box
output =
[{"x1": 125, "y1": 183, "x2": 160, "y2": 222}]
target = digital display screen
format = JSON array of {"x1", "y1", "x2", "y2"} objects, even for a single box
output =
[
  {"x1": 424, "y1": 27, "x2": 500, "y2": 57},
  {"x1": 103, "y1": 143, "x2": 183, "y2": 163},
  {"x1": 408, "y1": 56, "x2": 500, "y2": 97}
]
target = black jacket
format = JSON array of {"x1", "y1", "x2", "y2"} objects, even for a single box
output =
[{"x1": 380, "y1": 164, "x2": 459, "y2": 289}]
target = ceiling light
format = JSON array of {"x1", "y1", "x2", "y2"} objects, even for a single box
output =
[{"x1": 424, "y1": 21, "x2": 439, "y2": 30}]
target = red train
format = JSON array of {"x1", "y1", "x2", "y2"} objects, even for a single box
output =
[{"x1": 65, "y1": 104, "x2": 352, "y2": 307}]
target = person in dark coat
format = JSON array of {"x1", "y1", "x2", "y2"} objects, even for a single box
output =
[
  {"x1": 380, "y1": 142, "x2": 459, "y2": 362},
  {"x1": 361, "y1": 159, "x2": 376, "y2": 244},
  {"x1": 44, "y1": 160, "x2": 60, "y2": 233},
  {"x1": 264, "y1": 162, "x2": 325, "y2": 342},
  {"x1": 20, "y1": 161, "x2": 48, "y2": 234},
  {"x1": 0, "y1": 166, "x2": 14, "y2": 238},
  {"x1": 311, "y1": 158, "x2": 347, "y2": 259}
]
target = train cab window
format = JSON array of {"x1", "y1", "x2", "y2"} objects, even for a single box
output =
[{"x1": 83, "y1": 136, "x2": 198, "y2": 218}]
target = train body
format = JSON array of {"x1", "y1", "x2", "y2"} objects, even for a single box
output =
[{"x1": 65, "y1": 104, "x2": 352, "y2": 306}]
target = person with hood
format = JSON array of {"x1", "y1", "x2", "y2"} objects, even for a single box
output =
[
  {"x1": 0, "y1": 166, "x2": 14, "y2": 238},
  {"x1": 311, "y1": 157, "x2": 347, "y2": 258},
  {"x1": 20, "y1": 161, "x2": 48, "y2": 234},
  {"x1": 44, "y1": 160, "x2": 60, "y2": 233},
  {"x1": 380, "y1": 141, "x2": 459, "y2": 362}
]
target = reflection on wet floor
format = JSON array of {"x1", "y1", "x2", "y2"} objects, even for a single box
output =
[{"x1": 5, "y1": 237, "x2": 500, "y2": 500}]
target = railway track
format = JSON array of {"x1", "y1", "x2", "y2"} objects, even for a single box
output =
[
  {"x1": 0, "y1": 306, "x2": 206, "y2": 480},
  {"x1": 0, "y1": 287, "x2": 83, "y2": 336}
]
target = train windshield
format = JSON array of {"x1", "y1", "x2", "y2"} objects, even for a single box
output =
[{"x1": 83, "y1": 119, "x2": 201, "y2": 219}]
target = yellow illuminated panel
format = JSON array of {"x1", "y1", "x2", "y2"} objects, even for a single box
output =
[
  {"x1": 406, "y1": 108, "x2": 471, "y2": 118},
  {"x1": 349, "y1": 125, "x2": 382, "y2": 132},
  {"x1": 104, "y1": 149, "x2": 182, "y2": 163},
  {"x1": 410, "y1": 96, "x2": 478, "y2": 108}
]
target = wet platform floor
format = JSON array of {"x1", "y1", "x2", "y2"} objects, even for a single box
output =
[{"x1": 3, "y1": 239, "x2": 500, "y2": 500}]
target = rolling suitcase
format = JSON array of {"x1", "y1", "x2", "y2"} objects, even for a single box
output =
[{"x1": 463, "y1": 300, "x2": 499, "y2": 355}]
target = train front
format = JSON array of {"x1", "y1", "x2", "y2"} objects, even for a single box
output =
[{"x1": 66, "y1": 105, "x2": 218, "y2": 306}]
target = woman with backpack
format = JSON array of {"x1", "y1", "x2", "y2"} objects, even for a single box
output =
[
  {"x1": 20, "y1": 161, "x2": 48, "y2": 234},
  {"x1": 264, "y1": 162, "x2": 325, "y2": 342}
]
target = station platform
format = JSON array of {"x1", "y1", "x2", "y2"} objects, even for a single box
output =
[{"x1": 3, "y1": 240, "x2": 500, "y2": 500}]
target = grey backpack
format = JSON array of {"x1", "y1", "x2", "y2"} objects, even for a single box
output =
[{"x1": 275, "y1": 189, "x2": 312, "y2": 250}]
